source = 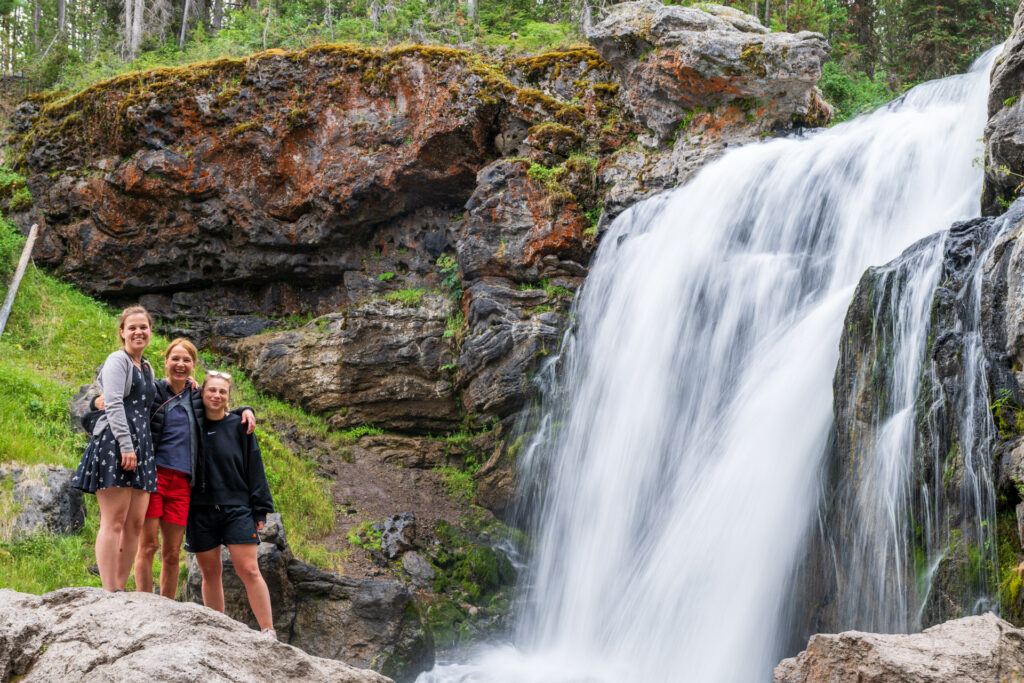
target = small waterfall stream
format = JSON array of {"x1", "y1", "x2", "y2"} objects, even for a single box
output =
[{"x1": 419, "y1": 48, "x2": 1000, "y2": 683}]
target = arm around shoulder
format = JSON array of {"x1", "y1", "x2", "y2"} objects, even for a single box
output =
[{"x1": 243, "y1": 426, "x2": 274, "y2": 523}]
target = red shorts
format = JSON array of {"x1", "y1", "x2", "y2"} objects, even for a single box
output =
[{"x1": 145, "y1": 466, "x2": 191, "y2": 526}]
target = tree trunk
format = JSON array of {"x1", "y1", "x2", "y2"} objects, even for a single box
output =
[
  {"x1": 125, "y1": 0, "x2": 134, "y2": 58},
  {"x1": 58, "y1": 0, "x2": 67, "y2": 32},
  {"x1": 324, "y1": 0, "x2": 333, "y2": 40},
  {"x1": 33, "y1": 0, "x2": 40, "y2": 51},
  {"x1": 763, "y1": 0, "x2": 770, "y2": 26},
  {"x1": 369, "y1": 0, "x2": 380, "y2": 32},
  {"x1": 179, "y1": 0, "x2": 191, "y2": 47},
  {"x1": 262, "y1": 5, "x2": 271, "y2": 48},
  {"x1": 466, "y1": 0, "x2": 476, "y2": 22},
  {"x1": 212, "y1": 0, "x2": 222, "y2": 29}
]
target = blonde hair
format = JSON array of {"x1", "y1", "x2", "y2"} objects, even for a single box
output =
[
  {"x1": 201, "y1": 370, "x2": 233, "y2": 398},
  {"x1": 117, "y1": 305, "x2": 153, "y2": 348},
  {"x1": 165, "y1": 338, "x2": 198, "y2": 364}
]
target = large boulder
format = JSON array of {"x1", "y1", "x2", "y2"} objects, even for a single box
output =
[
  {"x1": 0, "y1": 464, "x2": 83, "y2": 538},
  {"x1": 982, "y1": 1, "x2": 1024, "y2": 216},
  {"x1": 586, "y1": 0, "x2": 832, "y2": 140},
  {"x1": 232, "y1": 295, "x2": 459, "y2": 432},
  {"x1": 774, "y1": 613, "x2": 1024, "y2": 682},
  {"x1": 0, "y1": 587, "x2": 390, "y2": 682},
  {"x1": 185, "y1": 513, "x2": 433, "y2": 683}
]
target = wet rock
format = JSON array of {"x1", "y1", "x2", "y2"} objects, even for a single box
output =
[
  {"x1": 774, "y1": 613, "x2": 1024, "y2": 683},
  {"x1": 232, "y1": 295, "x2": 459, "y2": 431},
  {"x1": 982, "y1": 1, "x2": 1024, "y2": 216},
  {"x1": 587, "y1": 0, "x2": 832, "y2": 140},
  {"x1": 402, "y1": 551, "x2": 435, "y2": 589},
  {"x1": 0, "y1": 464, "x2": 84, "y2": 538},
  {"x1": 458, "y1": 278, "x2": 568, "y2": 419},
  {"x1": 381, "y1": 513, "x2": 418, "y2": 559},
  {"x1": 816, "y1": 211, "x2": 1016, "y2": 634},
  {"x1": 0, "y1": 587, "x2": 390, "y2": 682},
  {"x1": 185, "y1": 513, "x2": 432, "y2": 682}
]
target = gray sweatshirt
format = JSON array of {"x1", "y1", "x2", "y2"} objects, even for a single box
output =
[{"x1": 91, "y1": 350, "x2": 154, "y2": 454}]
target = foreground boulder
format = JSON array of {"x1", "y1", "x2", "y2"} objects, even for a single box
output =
[
  {"x1": 775, "y1": 613, "x2": 1024, "y2": 682},
  {"x1": 185, "y1": 514, "x2": 433, "y2": 683},
  {"x1": 0, "y1": 587, "x2": 390, "y2": 682}
]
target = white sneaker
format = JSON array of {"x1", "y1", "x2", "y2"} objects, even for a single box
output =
[{"x1": 261, "y1": 628, "x2": 277, "y2": 640}]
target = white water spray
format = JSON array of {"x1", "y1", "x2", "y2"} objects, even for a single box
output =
[{"x1": 419, "y1": 49, "x2": 999, "y2": 683}]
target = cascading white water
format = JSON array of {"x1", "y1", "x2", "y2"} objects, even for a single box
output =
[{"x1": 419, "y1": 49, "x2": 999, "y2": 683}]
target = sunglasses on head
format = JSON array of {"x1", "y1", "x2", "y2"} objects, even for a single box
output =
[{"x1": 207, "y1": 370, "x2": 232, "y2": 380}]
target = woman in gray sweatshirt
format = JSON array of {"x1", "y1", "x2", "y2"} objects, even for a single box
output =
[{"x1": 71, "y1": 305, "x2": 158, "y2": 592}]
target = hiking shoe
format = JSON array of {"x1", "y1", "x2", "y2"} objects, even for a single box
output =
[{"x1": 261, "y1": 628, "x2": 277, "y2": 640}]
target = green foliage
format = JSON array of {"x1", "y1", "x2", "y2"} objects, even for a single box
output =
[
  {"x1": 0, "y1": 501, "x2": 102, "y2": 594},
  {"x1": 527, "y1": 162, "x2": 565, "y2": 191},
  {"x1": 347, "y1": 520, "x2": 383, "y2": 550},
  {"x1": 819, "y1": 61, "x2": 897, "y2": 122},
  {"x1": 443, "y1": 310, "x2": 466, "y2": 343},
  {"x1": 338, "y1": 424, "x2": 384, "y2": 441},
  {"x1": 377, "y1": 271, "x2": 396, "y2": 281},
  {"x1": 8, "y1": 187, "x2": 33, "y2": 212},
  {"x1": 435, "y1": 465, "x2": 476, "y2": 502},
  {"x1": 384, "y1": 288, "x2": 426, "y2": 307},
  {"x1": 436, "y1": 254, "x2": 462, "y2": 302},
  {"x1": 0, "y1": 215, "x2": 24, "y2": 280},
  {"x1": 991, "y1": 388, "x2": 1024, "y2": 440}
]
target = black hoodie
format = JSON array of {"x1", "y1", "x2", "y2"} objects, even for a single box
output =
[{"x1": 192, "y1": 412, "x2": 274, "y2": 523}]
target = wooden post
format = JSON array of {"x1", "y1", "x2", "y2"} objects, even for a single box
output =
[{"x1": 0, "y1": 223, "x2": 39, "y2": 338}]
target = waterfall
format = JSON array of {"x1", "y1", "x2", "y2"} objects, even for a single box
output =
[{"x1": 418, "y1": 48, "x2": 1000, "y2": 683}]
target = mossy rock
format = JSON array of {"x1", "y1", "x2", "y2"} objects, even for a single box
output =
[{"x1": 527, "y1": 122, "x2": 581, "y2": 157}]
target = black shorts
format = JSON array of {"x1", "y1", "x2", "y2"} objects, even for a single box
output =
[{"x1": 185, "y1": 504, "x2": 260, "y2": 553}]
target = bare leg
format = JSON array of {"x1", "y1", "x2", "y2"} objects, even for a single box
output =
[
  {"x1": 227, "y1": 543, "x2": 273, "y2": 630},
  {"x1": 133, "y1": 517, "x2": 160, "y2": 593},
  {"x1": 158, "y1": 520, "x2": 186, "y2": 600},
  {"x1": 95, "y1": 487, "x2": 133, "y2": 591},
  {"x1": 116, "y1": 489, "x2": 151, "y2": 590},
  {"x1": 195, "y1": 547, "x2": 225, "y2": 612}
]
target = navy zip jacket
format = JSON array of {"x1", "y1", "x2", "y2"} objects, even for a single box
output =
[
  {"x1": 193, "y1": 412, "x2": 274, "y2": 524},
  {"x1": 85, "y1": 382, "x2": 254, "y2": 487}
]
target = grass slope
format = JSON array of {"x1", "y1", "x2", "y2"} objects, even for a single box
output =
[{"x1": 0, "y1": 216, "x2": 342, "y2": 592}]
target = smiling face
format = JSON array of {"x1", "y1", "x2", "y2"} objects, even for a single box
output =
[
  {"x1": 164, "y1": 343, "x2": 196, "y2": 388},
  {"x1": 120, "y1": 313, "x2": 152, "y2": 356},
  {"x1": 201, "y1": 376, "x2": 231, "y2": 416}
]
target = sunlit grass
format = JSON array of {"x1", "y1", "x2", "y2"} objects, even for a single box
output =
[{"x1": 0, "y1": 222, "x2": 346, "y2": 590}]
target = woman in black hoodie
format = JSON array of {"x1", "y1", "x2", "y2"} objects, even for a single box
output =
[{"x1": 186, "y1": 371, "x2": 276, "y2": 638}]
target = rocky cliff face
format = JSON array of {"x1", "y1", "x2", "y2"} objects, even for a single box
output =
[
  {"x1": 8, "y1": 1, "x2": 832, "y2": 513},
  {"x1": 6, "y1": 1, "x2": 833, "y2": 673},
  {"x1": 983, "y1": 0, "x2": 1024, "y2": 216},
  {"x1": 820, "y1": 212, "x2": 1014, "y2": 634}
]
